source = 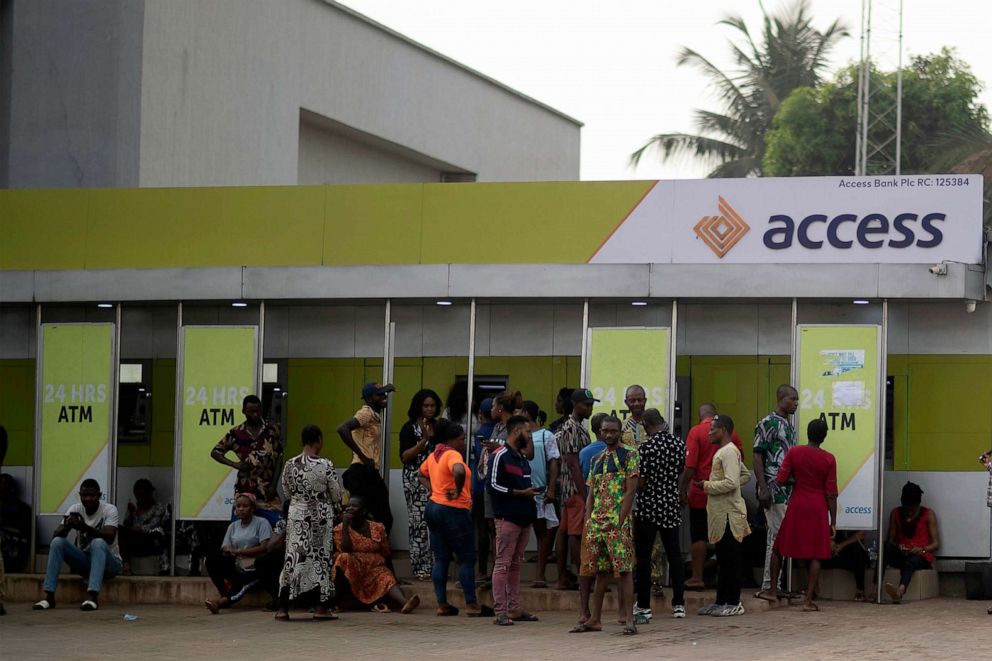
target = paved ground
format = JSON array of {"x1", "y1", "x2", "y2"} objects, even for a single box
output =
[{"x1": 1, "y1": 598, "x2": 985, "y2": 660}]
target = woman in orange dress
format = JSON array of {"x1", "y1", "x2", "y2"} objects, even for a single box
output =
[{"x1": 333, "y1": 496, "x2": 419, "y2": 613}]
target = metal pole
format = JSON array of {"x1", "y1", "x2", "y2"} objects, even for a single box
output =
[
  {"x1": 894, "y1": 0, "x2": 904, "y2": 175},
  {"x1": 30, "y1": 304, "x2": 42, "y2": 571},
  {"x1": 854, "y1": 0, "x2": 867, "y2": 175},
  {"x1": 786, "y1": 297, "x2": 798, "y2": 594},
  {"x1": 876, "y1": 300, "x2": 890, "y2": 603},
  {"x1": 668, "y1": 300, "x2": 678, "y2": 424},
  {"x1": 465, "y1": 299, "x2": 477, "y2": 462},
  {"x1": 256, "y1": 301, "x2": 265, "y2": 397},
  {"x1": 380, "y1": 300, "x2": 392, "y2": 480},
  {"x1": 109, "y1": 304, "x2": 122, "y2": 503},
  {"x1": 579, "y1": 299, "x2": 590, "y2": 388},
  {"x1": 169, "y1": 302, "x2": 183, "y2": 576},
  {"x1": 861, "y1": 0, "x2": 873, "y2": 172}
]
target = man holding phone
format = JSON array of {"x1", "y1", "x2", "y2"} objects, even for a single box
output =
[
  {"x1": 488, "y1": 415, "x2": 540, "y2": 625},
  {"x1": 34, "y1": 479, "x2": 121, "y2": 611}
]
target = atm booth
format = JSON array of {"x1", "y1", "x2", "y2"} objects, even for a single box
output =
[{"x1": 0, "y1": 175, "x2": 987, "y2": 594}]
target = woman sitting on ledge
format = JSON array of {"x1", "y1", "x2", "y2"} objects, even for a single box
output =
[
  {"x1": 205, "y1": 493, "x2": 271, "y2": 614},
  {"x1": 332, "y1": 496, "x2": 419, "y2": 614},
  {"x1": 885, "y1": 481, "x2": 939, "y2": 604}
]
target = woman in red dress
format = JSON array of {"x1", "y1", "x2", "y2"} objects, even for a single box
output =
[{"x1": 762, "y1": 418, "x2": 837, "y2": 611}]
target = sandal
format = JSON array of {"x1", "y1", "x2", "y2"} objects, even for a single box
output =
[
  {"x1": 465, "y1": 604, "x2": 495, "y2": 617},
  {"x1": 622, "y1": 624, "x2": 638, "y2": 636},
  {"x1": 568, "y1": 623, "x2": 600, "y2": 633},
  {"x1": 372, "y1": 603, "x2": 391, "y2": 613},
  {"x1": 754, "y1": 590, "x2": 778, "y2": 602},
  {"x1": 204, "y1": 600, "x2": 220, "y2": 615},
  {"x1": 884, "y1": 583, "x2": 902, "y2": 604},
  {"x1": 436, "y1": 604, "x2": 460, "y2": 617},
  {"x1": 401, "y1": 595, "x2": 421, "y2": 614},
  {"x1": 802, "y1": 603, "x2": 820, "y2": 612},
  {"x1": 274, "y1": 611, "x2": 290, "y2": 621},
  {"x1": 494, "y1": 613, "x2": 514, "y2": 626},
  {"x1": 510, "y1": 611, "x2": 539, "y2": 622},
  {"x1": 312, "y1": 611, "x2": 339, "y2": 621}
]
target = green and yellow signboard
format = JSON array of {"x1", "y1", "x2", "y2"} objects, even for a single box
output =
[
  {"x1": 38, "y1": 324, "x2": 116, "y2": 514},
  {"x1": 178, "y1": 326, "x2": 257, "y2": 520},
  {"x1": 797, "y1": 325, "x2": 881, "y2": 529},
  {"x1": 585, "y1": 327, "x2": 671, "y2": 424}
]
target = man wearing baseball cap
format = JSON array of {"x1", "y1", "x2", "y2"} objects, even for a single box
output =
[
  {"x1": 337, "y1": 382, "x2": 396, "y2": 533},
  {"x1": 553, "y1": 388, "x2": 597, "y2": 589}
]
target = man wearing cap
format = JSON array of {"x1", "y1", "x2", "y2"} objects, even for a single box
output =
[
  {"x1": 337, "y1": 383, "x2": 395, "y2": 533},
  {"x1": 553, "y1": 388, "x2": 596, "y2": 590}
]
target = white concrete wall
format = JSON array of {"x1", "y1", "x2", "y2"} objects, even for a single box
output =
[{"x1": 138, "y1": 0, "x2": 580, "y2": 187}]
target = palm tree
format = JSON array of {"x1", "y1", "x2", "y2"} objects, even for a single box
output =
[{"x1": 631, "y1": 0, "x2": 848, "y2": 177}]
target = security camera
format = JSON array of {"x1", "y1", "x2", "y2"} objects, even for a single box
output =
[
  {"x1": 928, "y1": 263, "x2": 948, "y2": 276},
  {"x1": 966, "y1": 300, "x2": 978, "y2": 314}
]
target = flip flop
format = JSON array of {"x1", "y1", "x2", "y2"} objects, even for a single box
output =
[
  {"x1": 204, "y1": 600, "x2": 220, "y2": 615},
  {"x1": 568, "y1": 623, "x2": 600, "y2": 633},
  {"x1": 884, "y1": 583, "x2": 902, "y2": 604},
  {"x1": 372, "y1": 603, "x2": 391, "y2": 613},
  {"x1": 313, "y1": 612, "x2": 339, "y2": 620},
  {"x1": 754, "y1": 590, "x2": 779, "y2": 602},
  {"x1": 494, "y1": 613, "x2": 514, "y2": 626},
  {"x1": 511, "y1": 611, "x2": 539, "y2": 622},
  {"x1": 436, "y1": 604, "x2": 460, "y2": 617},
  {"x1": 274, "y1": 611, "x2": 290, "y2": 621},
  {"x1": 80, "y1": 600, "x2": 99, "y2": 611},
  {"x1": 401, "y1": 595, "x2": 421, "y2": 614},
  {"x1": 622, "y1": 624, "x2": 638, "y2": 636},
  {"x1": 802, "y1": 603, "x2": 820, "y2": 612}
]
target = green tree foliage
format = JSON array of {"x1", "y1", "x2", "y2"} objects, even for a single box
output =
[
  {"x1": 631, "y1": 0, "x2": 848, "y2": 177},
  {"x1": 764, "y1": 48, "x2": 991, "y2": 176}
]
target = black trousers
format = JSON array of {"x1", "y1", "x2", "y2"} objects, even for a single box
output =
[
  {"x1": 822, "y1": 544, "x2": 869, "y2": 591},
  {"x1": 205, "y1": 553, "x2": 260, "y2": 604},
  {"x1": 634, "y1": 517, "x2": 685, "y2": 608},
  {"x1": 715, "y1": 524, "x2": 743, "y2": 606},
  {"x1": 253, "y1": 547, "x2": 285, "y2": 599},
  {"x1": 886, "y1": 543, "x2": 931, "y2": 588},
  {"x1": 342, "y1": 463, "x2": 393, "y2": 534}
]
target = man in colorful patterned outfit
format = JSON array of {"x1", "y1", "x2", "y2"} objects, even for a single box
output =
[
  {"x1": 753, "y1": 384, "x2": 798, "y2": 597},
  {"x1": 571, "y1": 416, "x2": 640, "y2": 635},
  {"x1": 211, "y1": 394, "x2": 284, "y2": 526}
]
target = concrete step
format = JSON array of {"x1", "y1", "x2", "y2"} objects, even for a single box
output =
[{"x1": 3, "y1": 572, "x2": 771, "y2": 613}]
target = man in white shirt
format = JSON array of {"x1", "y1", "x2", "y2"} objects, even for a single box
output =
[{"x1": 34, "y1": 479, "x2": 122, "y2": 611}]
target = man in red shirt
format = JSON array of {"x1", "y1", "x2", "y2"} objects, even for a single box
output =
[{"x1": 679, "y1": 403, "x2": 742, "y2": 590}]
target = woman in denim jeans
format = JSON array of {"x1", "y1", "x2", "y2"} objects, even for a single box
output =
[{"x1": 419, "y1": 420, "x2": 493, "y2": 618}]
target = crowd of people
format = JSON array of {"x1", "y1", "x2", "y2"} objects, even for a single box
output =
[{"x1": 2, "y1": 380, "x2": 951, "y2": 625}]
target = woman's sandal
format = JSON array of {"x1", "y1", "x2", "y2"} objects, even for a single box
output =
[
  {"x1": 400, "y1": 595, "x2": 421, "y2": 614},
  {"x1": 568, "y1": 623, "x2": 600, "y2": 633},
  {"x1": 510, "y1": 611, "x2": 539, "y2": 622},
  {"x1": 494, "y1": 613, "x2": 514, "y2": 626},
  {"x1": 372, "y1": 603, "x2": 391, "y2": 613},
  {"x1": 754, "y1": 590, "x2": 779, "y2": 602},
  {"x1": 622, "y1": 624, "x2": 638, "y2": 636}
]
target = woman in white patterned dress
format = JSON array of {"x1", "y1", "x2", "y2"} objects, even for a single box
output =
[{"x1": 276, "y1": 424, "x2": 342, "y2": 621}]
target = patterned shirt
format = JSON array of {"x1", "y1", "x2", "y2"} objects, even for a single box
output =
[
  {"x1": 587, "y1": 445, "x2": 640, "y2": 529},
  {"x1": 214, "y1": 419, "x2": 284, "y2": 510},
  {"x1": 622, "y1": 417, "x2": 647, "y2": 447},
  {"x1": 636, "y1": 431, "x2": 685, "y2": 528},
  {"x1": 123, "y1": 501, "x2": 169, "y2": 534},
  {"x1": 555, "y1": 416, "x2": 590, "y2": 501},
  {"x1": 350, "y1": 405, "x2": 382, "y2": 468},
  {"x1": 753, "y1": 412, "x2": 796, "y2": 505}
]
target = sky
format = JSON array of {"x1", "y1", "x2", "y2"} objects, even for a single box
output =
[{"x1": 337, "y1": 0, "x2": 992, "y2": 181}]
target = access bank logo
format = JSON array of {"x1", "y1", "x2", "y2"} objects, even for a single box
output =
[{"x1": 693, "y1": 196, "x2": 749, "y2": 257}]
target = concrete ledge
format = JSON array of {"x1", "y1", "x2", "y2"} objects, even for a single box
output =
[
  {"x1": 3, "y1": 573, "x2": 771, "y2": 613},
  {"x1": 883, "y1": 568, "x2": 939, "y2": 601}
]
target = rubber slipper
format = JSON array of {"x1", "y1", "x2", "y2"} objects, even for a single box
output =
[
  {"x1": 622, "y1": 624, "x2": 638, "y2": 636},
  {"x1": 372, "y1": 603, "x2": 391, "y2": 613},
  {"x1": 494, "y1": 613, "x2": 514, "y2": 626},
  {"x1": 510, "y1": 611, "x2": 539, "y2": 622},
  {"x1": 568, "y1": 623, "x2": 600, "y2": 633},
  {"x1": 312, "y1": 612, "x2": 339, "y2": 620},
  {"x1": 401, "y1": 595, "x2": 421, "y2": 614},
  {"x1": 754, "y1": 590, "x2": 778, "y2": 602},
  {"x1": 802, "y1": 603, "x2": 820, "y2": 612}
]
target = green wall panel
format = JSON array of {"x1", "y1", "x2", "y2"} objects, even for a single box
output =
[{"x1": 0, "y1": 359, "x2": 36, "y2": 465}]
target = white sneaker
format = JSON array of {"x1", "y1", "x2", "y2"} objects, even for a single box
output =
[
  {"x1": 697, "y1": 603, "x2": 720, "y2": 616},
  {"x1": 633, "y1": 605, "x2": 652, "y2": 618},
  {"x1": 711, "y1": 602, "x2": 744, "y2": 617},
  {"x1": 672, "y1": 605, "x2": 686, "y2": 618}
]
